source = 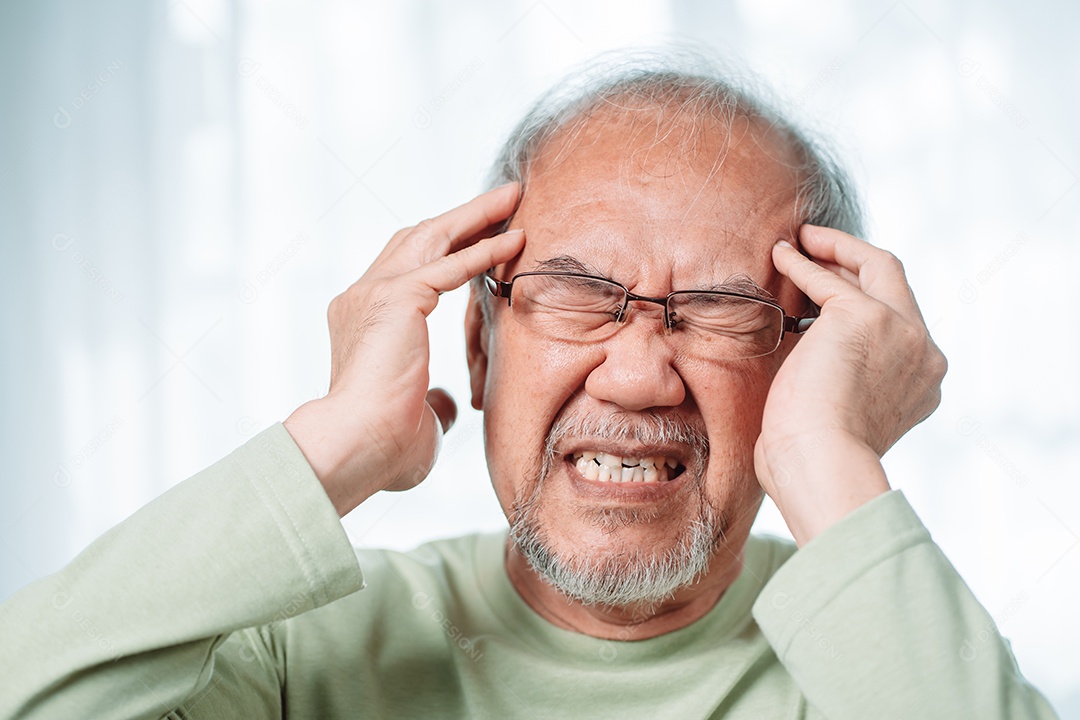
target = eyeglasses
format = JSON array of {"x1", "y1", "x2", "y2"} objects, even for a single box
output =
[{"x1": 485, "y1": 271, "x2": 814, "y2": 360}]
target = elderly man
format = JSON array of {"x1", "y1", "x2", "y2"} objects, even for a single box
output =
[{"x1": 0, "y1": 52, "x2": 1058, "y2": 719}]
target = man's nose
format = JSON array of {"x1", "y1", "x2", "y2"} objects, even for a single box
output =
[{"x1": 583, "y1": 303, "x2": 686, "y2": 412}]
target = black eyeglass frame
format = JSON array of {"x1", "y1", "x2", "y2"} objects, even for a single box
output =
[{"x1": 485, "y1": 270, "x2": 815, "y2": 344}]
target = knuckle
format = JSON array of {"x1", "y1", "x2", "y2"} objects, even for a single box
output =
[
  {"x1": 411, "y1": 218, "x2": 441, "y2": 245},
  {"x1": 877, "y1": 249, "x2": 903, "y2": 270},
  {"x1": 328, "y1": 291, "x2": 358, "y2": 328},
  {"x1": 409, "y1": 219, "x2": 452, "y2": 261},
  {"x1": 899, "y1": 318, "x2": 923, "y2": 345},
  {"x1": 413, "y1": 217, "x2": 437, "y2": 233},
  {"x1": 328, "y1": 293, "x2": 343, "y2": 318},
  {"x1": 929, "y1": 346, "x2": 949, "y2": 381},
  {"x1": 439, "y1": 252, "x2": 472, "y2": 287},
  {"x1": 864, "y1": 301, "x2": 894, "y2": 328},
  {"x1": 812, "y1": 272, "x2": 847, "y2": 299},
  {"x1": 390, "y1": 226, "x2": 415, "y2": 244}
]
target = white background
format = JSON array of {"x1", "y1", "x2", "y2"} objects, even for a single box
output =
[{"x1": 1, "y1": 0, "x2": 1076, "y2": 714}]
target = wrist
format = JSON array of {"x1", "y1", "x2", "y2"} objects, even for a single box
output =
[
  {"x1": 758, "y1": 432, "x2": 890, "y2": 547},
  {"x1": 283, "y1": 397, "x2": 385, "y2": 517}
]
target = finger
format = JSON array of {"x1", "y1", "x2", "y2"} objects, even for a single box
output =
[
  {"x1": 799, "y1": 225, "x2": 920, "y2": 314},
  {"x1": 372, "y1": 224, "x2": 416, "y2": 265},
  {"x1": 815, "y1": 258, "x2": 861, "y2": 288},
  {"x1": 409, "y1": 229, "x2": 526, "y2": 306},
  {"x1": 426, "y1": 388, "x2": 457, "y2": 433},
  {"x1": 773, "y1": 239, "x2": 869, "y2": 310},
  {"x1": 385, "y1": 401, "x2": 444, "y2": 492},
  {"x1": 407, "y1": 182, "x2": 521, "y2": 258}
]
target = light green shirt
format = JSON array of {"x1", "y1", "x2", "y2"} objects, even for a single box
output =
[{"x1": 0, "y1": 423, "x2": 1059, "y2": 719}]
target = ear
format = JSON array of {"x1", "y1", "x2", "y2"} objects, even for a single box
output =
[{"x1": 464, "y1": 285, "x2": 490, "y2": 411}]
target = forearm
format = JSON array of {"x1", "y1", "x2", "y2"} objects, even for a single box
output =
[
  {"x1": 758, "y1": 432, "x2": 891, "y2": 547},
  {"x1": 753, "y1": 491, "x2": 1059, "y2": 720},
  {"x1": 284, "y1": 397, "x2": 384, "y2": 517},
  {"x1": 0, "y1": 424, "x2": 363, "y2": 719},
  {"x1": 283, "y1": 390, "x2": 449, "y2": 517}
]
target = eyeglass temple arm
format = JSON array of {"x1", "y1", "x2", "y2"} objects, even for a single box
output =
[
  {"x1": 484, "y1": 273, "x2": 513, "y2": 303},
  {"x1": 784, "y1": 316, "x2": 815, "y2": 334}
]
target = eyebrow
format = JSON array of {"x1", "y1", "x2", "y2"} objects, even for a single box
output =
[
  {"x1": 706, "y1": 273, "x2": 776, "y2": 301},
  {"x1": 531, "y1": 255, "x2": 602, "y2": 275},
  {"x1": 531, "y1": 255, "x2": 776, "y2": 301}
]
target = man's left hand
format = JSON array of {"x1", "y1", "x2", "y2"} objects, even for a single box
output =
[{"x1": 755, "y1": 224, "x2": 948, "y2": 546}]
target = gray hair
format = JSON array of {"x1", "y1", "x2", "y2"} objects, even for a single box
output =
[{"x1": 470, "y1": 45, "x2": 865, "y2": 311}]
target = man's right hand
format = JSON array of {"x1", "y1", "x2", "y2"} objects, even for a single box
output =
[{"x1": 283, "y1": 182, "x2": 524, "y2": 517}]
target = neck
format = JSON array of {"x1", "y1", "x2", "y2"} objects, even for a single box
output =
[{"x1": 504, "y1": 540, "x2": 746, "y2": 641}]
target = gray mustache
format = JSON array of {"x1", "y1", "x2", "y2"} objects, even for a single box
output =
[{"x1": 542, "y1": 412, "x2": 710, "y2": 478}]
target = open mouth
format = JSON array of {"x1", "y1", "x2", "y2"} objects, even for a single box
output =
[{"x1": 569, "y1": 451, "x2": 687, "y2": 484}]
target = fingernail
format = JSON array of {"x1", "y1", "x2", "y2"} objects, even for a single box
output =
[
  {"x1": 504, "y1": 228, "x2": 524, "y2": 235},
  {"x1": 775, "y1": 239, "x2": 792, "y2": 248}
]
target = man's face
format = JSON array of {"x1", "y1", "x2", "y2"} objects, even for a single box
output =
[{"x1": 466, "y1": 109, "x2": 806, "y2": 607}]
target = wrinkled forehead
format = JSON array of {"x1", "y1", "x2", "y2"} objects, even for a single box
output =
[{"x1": 505, "y1": 108, "x2": 802, "y2": 293}]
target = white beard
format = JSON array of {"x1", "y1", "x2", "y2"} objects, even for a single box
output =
[{"x1": 507, "y1": 410, "x2": 725, "y2": 611}]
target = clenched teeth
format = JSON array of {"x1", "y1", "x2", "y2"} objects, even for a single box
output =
[{"x1": 571, "y1": 451, "x2": 682, "y2": 483}]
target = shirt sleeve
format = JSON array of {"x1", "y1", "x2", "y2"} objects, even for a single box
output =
[
  {"x1": 751, "y1": 490, "x2": 1060, "y2": 720},
  {"x1": 0, "y1": 423, "x2": 364, "y2": 720}
]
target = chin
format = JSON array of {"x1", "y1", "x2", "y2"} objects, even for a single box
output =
[{"x1": 508, "y1": 472, "x2": 728, "y2": 609}]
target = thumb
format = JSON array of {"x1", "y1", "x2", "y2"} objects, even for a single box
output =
[
  {"x1": 385, "y1": 389, "x2": 457, "y2": 492},
  {"x1": 425, "y1": 387, "x2": 457, "y2": 433}
]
